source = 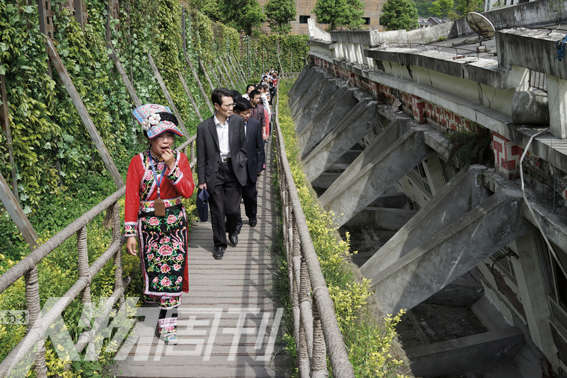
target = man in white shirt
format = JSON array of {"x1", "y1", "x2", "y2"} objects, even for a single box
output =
[{"x1": 196, "y1": 88, "x2": 247, "y2": 259}]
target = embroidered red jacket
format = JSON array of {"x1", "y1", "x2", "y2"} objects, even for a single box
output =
[{"x1": 124, "y1": 151, "x2": 194, "y2": 237}]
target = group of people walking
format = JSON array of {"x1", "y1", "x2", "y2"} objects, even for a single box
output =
[{"x1": 123, "y1": 77, "x2": 277, "y2": 343}]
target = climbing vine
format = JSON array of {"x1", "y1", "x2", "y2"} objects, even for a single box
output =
[{"x1": 0, "y1": 1, "x2": 309, "y2": 375}]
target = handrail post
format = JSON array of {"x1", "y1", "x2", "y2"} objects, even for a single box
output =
[
  {"x1": 298, "y1": 322, "x2": 310, "y2": 378},
  {"x1": 111, "y1": 202, "x2": 124, "y2": 304},
  {"x1": 311, "y1": 297, "x2": 328, "y2": 377},
  {"x1": 25, "y1": 267, "x2": 47, "y2": 378},
  {"x1": 77, "y1": 226, "x2": 91, "y2": 305},
  {"x1": 299, "y1": 258, "x2": 314, "y2": 358}
]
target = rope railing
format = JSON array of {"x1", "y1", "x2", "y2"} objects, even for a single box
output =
[
  {"x1": 273, "y1": 89, "x2": 355, "y2": 377},
  {"x1": 0, "y1": 137, "x2": 197, "y2": 377}
]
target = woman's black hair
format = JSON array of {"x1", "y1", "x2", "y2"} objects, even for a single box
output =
[{"x1": 156, "y1": 111, "x2": 178, "y2": 125}]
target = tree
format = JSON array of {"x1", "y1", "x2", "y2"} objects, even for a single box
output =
[
  {"x1": 454, "y1": 0, "x2": 483, "y2": 17},
  {"x1": 313, "y1": 0, "x2": 364, "y2": 30},
  {"x1": 265, "y1": 0, "x2": 296, "y2": 34},
  {"x1": 219, "y1": 0, "x2": 265, "y2": 35},
  {"x1": 379, "y1": 0, "x2": 419, "y2": 31},
  {"x1": 189, "y1": 0, "x2": 221, "y2": 21},
  {"x1": 429, "y1": 0, "x2": 455, "y2": 18}
]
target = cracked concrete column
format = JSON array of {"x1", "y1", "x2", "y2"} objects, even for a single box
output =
[
  {"x1": 510, "y1": 228, "x2": 558, "y2": 367},
  {"x1": 546, "y1": 74, "x2": 567, "y2": 139}
]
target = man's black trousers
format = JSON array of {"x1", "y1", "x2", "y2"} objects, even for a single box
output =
[{"x1": 209, "y1": 162, "x2": 242, "y2": 248}]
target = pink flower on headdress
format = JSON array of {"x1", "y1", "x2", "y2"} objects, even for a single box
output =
[
  {"x1": 173, "y1": 264, "x2": 181, "y2": 271},
  {"x1": 149, "y1": 217, "x2": 159, "y2": 226},
  {"x1": 160, "y1": 277, "x2": 171, "y2": 287},
  {"x1": 167, "y1": 215, "x2": 177, "y2": 224},
  {"x1": 161, "y1": 264, "x2": 171, "y2": 273}
]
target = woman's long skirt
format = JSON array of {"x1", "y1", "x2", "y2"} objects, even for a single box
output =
[{"x1": 138, "y1": 204, "x2": 189, "y2": 330}]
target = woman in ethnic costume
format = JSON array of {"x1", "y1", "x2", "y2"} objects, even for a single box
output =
[{"x1": 124, "y1": 104, "x2": 195, "y2": 343}]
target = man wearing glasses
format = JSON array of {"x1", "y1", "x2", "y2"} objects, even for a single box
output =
[{"x1": 196, "y1": 88, "x2": 248, "y2": 260}]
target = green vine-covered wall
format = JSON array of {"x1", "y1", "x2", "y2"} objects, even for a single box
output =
[{"x1": 0, "y1": 1, "x2": 308, "y2": 375}]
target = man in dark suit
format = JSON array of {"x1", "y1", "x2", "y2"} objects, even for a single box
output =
[
  {"x1": 196, "y1": 88, "x2": 247, "y2": 259},
  {"x1": 233, "y1": 98, "x2": 265, "y2": 229}
]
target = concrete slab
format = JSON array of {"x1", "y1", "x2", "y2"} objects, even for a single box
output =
[
  {"x1": 371, "y1": 188, "x2": 528, "y2": 314},
  {"x1": 293, "y1": 77, "x2": 341, "y2": 135},
  {"x1": 319, "y1": 123, "x2": 427, "y2": 227},
  {"x1": 406, "y1": 327, "x2": 524, "y2": 377}
]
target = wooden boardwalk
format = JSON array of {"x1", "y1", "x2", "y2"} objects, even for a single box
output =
[{"x1": 114, "y1": 146, "x2": 290, "y2": 377}]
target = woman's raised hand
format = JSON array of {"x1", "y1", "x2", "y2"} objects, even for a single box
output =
[
  {"x1": 162, "y1": 148, "x2": 176, "y2": 170},
  {"x1": 126, "y1": 237, "x2": 138, "y2": 256}
]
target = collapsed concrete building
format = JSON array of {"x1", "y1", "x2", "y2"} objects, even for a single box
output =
[{"x1": 291, "y1": 2, "x2": 567, "y2": 377}]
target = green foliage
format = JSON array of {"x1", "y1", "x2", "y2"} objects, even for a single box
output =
[
  {"x1": 265, "y1": 0, "x2": 296, "y2": 34},
  {"x1": 243, "y1": 34, "x2": 309, "y2": 76},
  {"x1": 277, "y1": 79, "x2": 408, "y2": 376},
  {"x1": 430, "y1": 0, "x2": 455, "y2": 18},
  {"x1": 380, "y1": 0, "x2": 419, "y2": 30},
  {"x1": 0, "y1": 0, "x2": 308, "y2": 374},
  {"x1": 414, "y1": 0, "x2": 436, "y2": 17},
  {"x1": 313, "y1": 0, "x2": 364, "y2": 30},
  {"x1": 454, "y1": 0, "x2": 483, "y2": 16},
  {"x1": 188, "y1": 0, "x2": 221, "y2": 21},
  {"x1": 219, "y1": 0, "x2": 265, "y2": 35}
]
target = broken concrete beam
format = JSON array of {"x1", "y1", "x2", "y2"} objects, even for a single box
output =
[
  {"x1": 406, "y1": 327, "x2": 524, "y2": 377},
  {"x1": 303, "y1": 99, "x2": 377, "y2": 182},
  {"x1": 319, "y1": 124, "x2": 427, "y2": 227},
  {"x1": 298, "y1": 85, "x2": 360, "y2": 158},
  {"x1": 371, "y1": 189, "x2": 528, "y2": 314},
  {"x1": 361, "y1": 166, "x2": 490, "y2": 278},
  {"x1": 294, "y1": 77, "x2": 343, "y2": 135},
  {"x1": 288, "y1": 67, "x2": 310, "y2": 99},
  {"x1": 290, "y1": 69, "x2": 328, "y2": 120},
  {"x1": 289, "y1": 67, "x2": 323, "y2": 114}
]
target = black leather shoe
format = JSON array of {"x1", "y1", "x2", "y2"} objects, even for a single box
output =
[
  {"x1": 213, "y1": 246, "x2": 224, "y2": 260},
  {"x1": 249, "y1": 218, "x2": 257, "y2": 227},
  {"x1": 228, "y1": 232, "x2": 238, "y2": 247}
]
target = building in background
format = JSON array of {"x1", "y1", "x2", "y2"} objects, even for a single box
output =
[{"x1": 258, "y1": 0, "x2": 385, "y2": 35}]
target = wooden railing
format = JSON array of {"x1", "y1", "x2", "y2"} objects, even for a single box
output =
[
  {"x1": 0, "y1": 137, "x2": 197, "y2": 377},
  {"x1": 274, "y1": 90, "x2": 355, "y2": 376}
]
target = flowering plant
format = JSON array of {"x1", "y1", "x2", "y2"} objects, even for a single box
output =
[{"x1": 142, "y1": 113, "x2": 161, "y2": 131}]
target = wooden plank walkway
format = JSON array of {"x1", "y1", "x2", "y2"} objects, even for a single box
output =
[{"x1": 114, "y1": 145, "x2": 291, "y2": 377}]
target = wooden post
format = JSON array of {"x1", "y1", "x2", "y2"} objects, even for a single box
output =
[
  {"x1": 0, "y1": 173, "x2": 47, "y2": 377},
  {"x1": 199, "y1": 59, "x2": 215, "y2": 93},
  {"x1": 74, "y1": 0, "x2": 87, "y2": 27},
  {"x1": 147, "y1": 52, "x2": 189, "y2": 137},
  {"x1": 231, "y1": 54, "x2": 248, "y2": 85},
  {"x1": 108, "y1": 47, "x2": 142, "y2": 107},
  {"x1": 211, "y1": 63, "x2": 224, "y2": 88},
  {"x1": 106, "y1": 0, "x2": 120, "y2": 44},
  {"x1": 219, "y1": 57, "x2": 237, "y2": 89},
  {"x1": 0, "y1": 76, "x2": 19, "y2": 199},
  {"x1": 111, "y1": 202, "x2": 124, "y2": 304},
  {"x1": 227, "y1": 54, "x2": 244, "y2": 88},
  {"x1": 178, "y1": 72, "x2": 203, "y2": 122},
  {"x1": 38, "y1": 0, "x2": 54, "y2": 77},
  {"x1": 184, "y1": 52, "x2": 214, "y2": 114},
  {"x1": 46, "y1": 38, "x2": 124, "y2": 188}
]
